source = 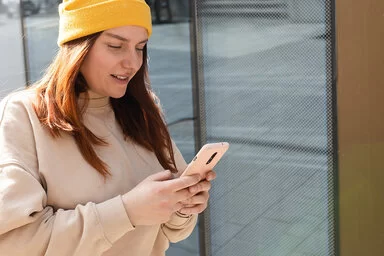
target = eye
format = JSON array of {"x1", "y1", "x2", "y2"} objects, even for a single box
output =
[
  {"x1": 108, "y1": 45, "x2": 121, "y2": 49},
  {"x1": 136, "y1": 48, "x2": 145, "y2": 52}
]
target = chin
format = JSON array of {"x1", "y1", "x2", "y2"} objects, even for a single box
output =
[{"x1": 109, "y1": 90, "x2": 127, "y2": 99}]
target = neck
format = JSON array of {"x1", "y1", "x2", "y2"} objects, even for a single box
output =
[{"x1": 78, "y1": 90, "x2": 110, "y2": 108}]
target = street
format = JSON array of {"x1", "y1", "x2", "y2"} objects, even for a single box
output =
[{"x1": 0, "y1": 12, "x2": 333, "y2": 256}]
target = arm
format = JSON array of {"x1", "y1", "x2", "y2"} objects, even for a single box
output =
[
  {"x1": 0, "y1": 95, "x2": 135, "y2": 256},
  {"x1": 0, "y1": 166, "x2": 134, "y2": 255},
  {"x1": 161, "y1": 211, "x2": 198, "y2": 243}
]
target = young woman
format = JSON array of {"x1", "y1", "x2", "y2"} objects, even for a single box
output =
[{"x1": 0, "y1": 0, "x2": 215, "y2": 255}]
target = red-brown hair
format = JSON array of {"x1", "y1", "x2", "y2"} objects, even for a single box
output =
[{"x1": 31, "y1": 33, "x2": 177, "y2": 178}]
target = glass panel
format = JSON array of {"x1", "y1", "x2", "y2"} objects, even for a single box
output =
[
  {"x1": 147, "y1": 1, "x2": 199, "y2": 255},
  {"x1": 20, "y1": 0, "x2": 198, "y2": 255},
  {"x1": 0, "y1": 1, "x2": 26, "y2": 100},
  {"x1": 196, "y1": 0, "x2": 336, "y2": 255}
]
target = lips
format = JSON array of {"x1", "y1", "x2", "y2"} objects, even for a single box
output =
[
  {"x1": 110, "y1": 74, "x2": 131, "y2": 85},
  {"x1": 111, "y1": 74, "x2": 129, "y2": 80}
]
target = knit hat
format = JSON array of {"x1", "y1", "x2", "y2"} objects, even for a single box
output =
[{"x1": 57, "y1": 0, "x2": 152, "y2": 46}]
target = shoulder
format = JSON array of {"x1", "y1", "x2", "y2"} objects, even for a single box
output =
[
  {"x1": 0, "y1": 89, "x2": 37, "y2": 125},
  {"x1": 0, "y1": 88, "x2": 36, "y2": 107},
  {"x1": 0, "y1": 89, "x2": 40, "y2": 175}
]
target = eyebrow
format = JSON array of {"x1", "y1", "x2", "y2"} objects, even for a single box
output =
[{"x1": 104, "y1": 32, "x2": 148, "y2": 44}]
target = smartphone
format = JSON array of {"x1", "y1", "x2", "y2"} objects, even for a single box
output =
[{"x1": 181, "y1": 142, "x2": 229, "y2": 178}]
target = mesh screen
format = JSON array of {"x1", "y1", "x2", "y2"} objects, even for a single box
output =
[{"x1": 195, "y1": 0, "x2": 336, "y2": 255}]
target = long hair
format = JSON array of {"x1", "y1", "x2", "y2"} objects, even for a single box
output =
[{"x1": 31, "y1": 33, "x2": 177, "y2": 178}]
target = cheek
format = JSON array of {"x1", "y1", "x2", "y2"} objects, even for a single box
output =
[
  {"x1": 81, "y1": 54, "x2": 102, "y2": 81},
  {"x1": 92, "y1": 52, "x2": 114, "y2": 73},
  {"x1": 80, "y1": 53, "x2": 113, "y2": 91},
  {"x1": 134, "y1": 55, "x2": 144, "y2": 73}
]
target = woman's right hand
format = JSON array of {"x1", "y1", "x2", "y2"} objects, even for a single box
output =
[{"x1": 121, "y1": 170, "x2": 200, "y2": 226}]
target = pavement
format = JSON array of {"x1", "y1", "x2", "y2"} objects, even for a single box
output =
[{"x1": 0, "y1": 10, "x2": 334, "y2": 256}]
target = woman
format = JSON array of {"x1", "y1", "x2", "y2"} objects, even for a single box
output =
[{"x1": 0, "y1": 0, "x2": 215, "y2": 255}]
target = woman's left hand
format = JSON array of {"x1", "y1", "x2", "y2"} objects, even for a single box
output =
[{"x1": 177, "y1": 170, "x2": 216, "y2": 215}]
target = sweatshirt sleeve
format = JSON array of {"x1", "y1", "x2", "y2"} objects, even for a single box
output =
[
  {"x1": 160, "y1": 140, "x2": 198, "y2": 243},
  {"x1": 0, "y1": 94, "x2": 135, "y2": 256}
]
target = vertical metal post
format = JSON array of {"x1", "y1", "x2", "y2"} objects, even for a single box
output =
[
  {"x1": 188, "y1": 0, "x2": 210, "y2": 255},
  {"x1": 326, "y1": 0, "x2": 339, "y2": 255},
  {"x1": 19, "y1": 0, "x2": 30, "y2": 86}
]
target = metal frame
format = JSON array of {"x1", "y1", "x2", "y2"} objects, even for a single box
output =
[
  {"x1": 326, "y1": 0, "x2": 339, "y2": 255},
  {"x1": 19, "y1": 1, "x2": 31, "y2": 86},
  {"x1": 189, "y1": 1, "x2": 339, "y2": 255},
  {"x1": 189, "y1": 0, "x2": 211, "y2": 255}
]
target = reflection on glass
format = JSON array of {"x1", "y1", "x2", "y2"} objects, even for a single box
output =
[{"x1": 198, "y1": 1, "x2": 335, "y2": 256}]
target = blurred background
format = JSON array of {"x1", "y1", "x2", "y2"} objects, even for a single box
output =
[{"x1": 0, "y1": 0, "x2": 382, "y2": 256}]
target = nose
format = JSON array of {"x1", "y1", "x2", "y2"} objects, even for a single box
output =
[{"x1": 121, "y1": 49, "x2": 142, "y2": 71}]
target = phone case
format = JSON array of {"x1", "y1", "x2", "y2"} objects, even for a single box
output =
[{"x1": 181, "y1": 142, "x2": 229, "y2": 177}]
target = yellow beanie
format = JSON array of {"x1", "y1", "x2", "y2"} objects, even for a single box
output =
[{"x1": 57, "y1": 0, "x2": 152, "y2": 46}]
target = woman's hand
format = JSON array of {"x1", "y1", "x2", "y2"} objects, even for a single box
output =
[
  {"x1": 177, "y1": 170, "x2": 216, "y2": 215},
  {"x1": 121, "y1": 170, "x2": 200, "y2": 226}
]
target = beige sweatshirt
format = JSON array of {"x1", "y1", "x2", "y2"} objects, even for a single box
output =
[{"x1": 0, "y1": 90, "x2": 197, "y2": 256}]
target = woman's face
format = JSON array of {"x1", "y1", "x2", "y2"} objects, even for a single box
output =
[{"x1": 80, "y1": 25, "x2": 148, "y2": 98}]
